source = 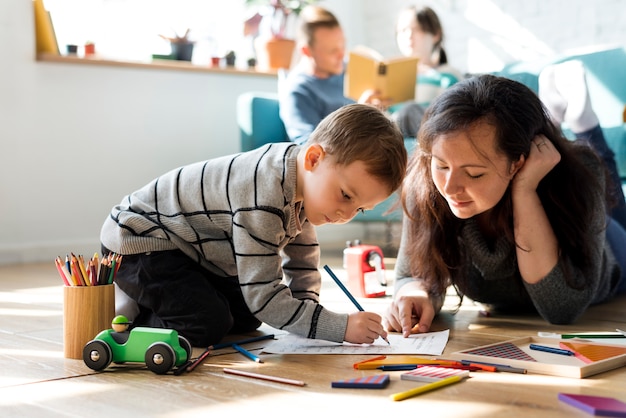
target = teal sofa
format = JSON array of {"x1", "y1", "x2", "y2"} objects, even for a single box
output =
[{"x1": 495, "y1": 45, "x2": 626, "y2": 180}]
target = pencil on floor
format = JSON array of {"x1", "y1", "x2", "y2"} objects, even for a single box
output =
[
  {"x1": 390, "y1": 375, "x2": 463, "y2": 401},
  {"x1": 223, "y1": 368, "x2": 306, "y2": 386},
  {"x1": 186, "y1": 348, "x2": 211, "y2": 373},
  {"x1": 233, "y1": 343, "x2": 263, "y2": 363}
]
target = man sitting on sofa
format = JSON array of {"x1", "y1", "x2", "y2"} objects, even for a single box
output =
[{"x1": 279, "y1": 5, "x2": 422, "y2": 144}]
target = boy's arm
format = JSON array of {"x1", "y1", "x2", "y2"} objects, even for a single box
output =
[
  {"x1": 234, "y1": 216, "x2": 348, "y2": 343},
  {"x1": 280, "y1": 221, "x2": 322, "y2": 303}
]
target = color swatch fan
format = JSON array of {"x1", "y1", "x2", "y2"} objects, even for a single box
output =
[
  {"x1": 331, "y1": 374, "x2": 390, "y2": 389},
  {"x1": 401, "y1": 366, "x2": 470, "y2": 383},
  {"x1": 463, "y1": 342, "x2": 537, "y2": 362},
  {"x1": 559, "y1": 342, "x2": 626, "y2": 364}
]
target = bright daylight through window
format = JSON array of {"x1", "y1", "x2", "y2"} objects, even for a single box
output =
[{"x1": 43, "y1": 0, "x2": 251, "y2": 65}]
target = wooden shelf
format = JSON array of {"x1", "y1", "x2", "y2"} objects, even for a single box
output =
[{"x1": 36, "y1": 53, "x2": 278, "y2": 78}]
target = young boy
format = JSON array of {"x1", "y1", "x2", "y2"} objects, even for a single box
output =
[{"x1": 101, "y1": 103, "x2": 407, "y2": 347}]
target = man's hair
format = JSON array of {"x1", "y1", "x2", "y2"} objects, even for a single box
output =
[
  {"x1": 307, "y1": 104, "x2": 407, "y2": 193},
  {"x1": 297, "y1": 5, "x2": 340, "y2": 47}
]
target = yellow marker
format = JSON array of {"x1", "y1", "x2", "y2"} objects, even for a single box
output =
[{"x1": 390, "y1": 375, "x2": 463, "y2": 401}]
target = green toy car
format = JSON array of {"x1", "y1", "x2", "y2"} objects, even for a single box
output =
[{"x1": 83, "y1": 325, "x2": 192, "y2": 375}]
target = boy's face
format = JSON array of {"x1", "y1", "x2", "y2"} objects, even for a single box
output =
[{"x1": 299, "y1": 145, "x2": 391, "y2": 226}]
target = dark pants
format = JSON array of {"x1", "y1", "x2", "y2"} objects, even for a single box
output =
[
  {"x1": 577, "y1": 125, "x2": 626, "y2": 229},
  {"x1": 576, "y1": 126, "x2": 626, "y2": 293},
  {"x1": 391, "y1": 101, "x2": 426, "y2": 139},
  {"x1": 105, "y1": 247, "x2": 261, "y2": 347}
]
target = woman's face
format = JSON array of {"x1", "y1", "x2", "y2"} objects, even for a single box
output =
[
  {"x1": 395, "y1": 10, "x2": 437, "y2": 59},
  {"x1": 430, "y1": 121, "x2": 519, "y2": 219}
]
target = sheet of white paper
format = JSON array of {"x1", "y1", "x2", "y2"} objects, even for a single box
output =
[{"x1": 261, "y1": 329, "x2": 449, "y2": 355}]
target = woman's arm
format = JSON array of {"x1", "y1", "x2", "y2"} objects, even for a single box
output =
[
  {"x1": 383, "y1": 217, "x2": 443, "y2": 336},
  {"x1": 511, "y1": 135, "x2": 561, "y2": 284}
]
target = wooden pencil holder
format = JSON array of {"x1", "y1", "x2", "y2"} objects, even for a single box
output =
[{"x1": 63, "y1": 285, "x2": 115, "y2": 359}]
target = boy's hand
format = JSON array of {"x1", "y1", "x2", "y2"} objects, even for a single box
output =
[
  {"x1": 344, "y1": 311, "x2": 388, "y2": 344},
  {"x1": 382, "y1": 282, "x2": 435, "y2": 337}
]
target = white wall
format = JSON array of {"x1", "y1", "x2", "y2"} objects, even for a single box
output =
[
  {"x1": 1, "y1": 0, "x2": 624, "y2": 265},
  {"x1": 362, "y1": 0, "x2": 626, "y2": 75},
  {"x1": 1, "y1": 0, "x2": 282, "y2": 264}
]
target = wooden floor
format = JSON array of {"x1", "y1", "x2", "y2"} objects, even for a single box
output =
[{"x1": 1, "y1": 253, "x2": 626, "y2": 417}]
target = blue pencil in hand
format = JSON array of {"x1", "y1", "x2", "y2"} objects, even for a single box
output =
[{"x1": 323, "y1": 265, "x2": 390, "y2": 345}]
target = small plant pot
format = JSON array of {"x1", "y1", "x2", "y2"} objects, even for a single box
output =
[
  {"x1": 254, "y1": 37, "x2": 295, "y2": 70},
  {"x1": 84, "y1": 43, "x2": 95, "y2": 56},
  {"x1": 171, "y1": 42, "x2": 194, "y2": 62},
  {"x1": 224, "y1": 51, "x2": 236, "y2": 67}
]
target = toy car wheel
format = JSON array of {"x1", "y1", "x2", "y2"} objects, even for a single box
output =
[
  {"x1": 179, "y1": 336, "x2": 192, "y2": 362},
  {"x1": 83, "y1": 340, "x2": 113, "y2": 371},
  {"x1": 145, "y1": 342, "x2": 176, "y2": 374}
]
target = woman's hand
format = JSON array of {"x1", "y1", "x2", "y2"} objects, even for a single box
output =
[
  {"x1": 382, "y1": 281, "x2": 435, "y2": 337},
  {"x1": 512, "y1": 135, "x2": 561, "y2": 193},
  {"x1": 344, "y1": 311, "x2": 388, "y2": 344}
]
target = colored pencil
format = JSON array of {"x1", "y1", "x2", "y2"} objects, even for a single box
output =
[
  {"x1": 78, "y1": 254, "x2": 90, "y2": 286},
  {"x1": 223, "y1": 368, "x2": 306, "y2": 387},
  {"x1": 210, "y1": 334, "x2": 275, "y2": 350},
  {"x1": 390, "y1": 375, "x2": 463, "y2": 401},
  {"x1": 54, "y1": 256, "x2": 71, "y2": 286},
  {"x1": 233, "y1": 343, "x2": 263, "y2": 363},
  {"x1": 186, "y1": 347, "x2": 212, "y2": 373},
  {"x1": 562, "y1": 333, "x2": 626, "y2": 339},
  {"x1": 459, "y1": 359, "x2": 527, "y2": 374},
  {"x1": 529, "y1": 343, "x2": 574, "y2": 356},
  {"x1": 323, "y1": 264, "x2": 390, "y2": 345},
  {"x1": 108, "y1": 254, "x2": 117, "y2": 284},
  {"x1": 55, "y1": 251, "x2": 122, "y2": 286}
]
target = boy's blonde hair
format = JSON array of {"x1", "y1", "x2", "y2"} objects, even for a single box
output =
[{"x1": 307, "y1": 103, "x2": 407, "y2": 193}]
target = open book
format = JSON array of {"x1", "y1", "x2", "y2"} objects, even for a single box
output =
[{"x1": 344, "y1": 46, "x2": 418, "y2": 105}]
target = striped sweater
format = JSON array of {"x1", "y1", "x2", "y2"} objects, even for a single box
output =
[{"x1": 101, "y1": 143, "x2": 348, "y2": 342}]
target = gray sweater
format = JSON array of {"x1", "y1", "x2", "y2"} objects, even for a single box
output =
[
  {"x1": 101, "y1": 143, "x2": 348, "y2": 342},
  {"x1": 395, "y1": 176, "x2": 621, "y2": 324}
]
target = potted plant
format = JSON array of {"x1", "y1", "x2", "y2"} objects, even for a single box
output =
[
  {"x1": 159, "y1": 28, "x2": 194, "y2": 62},
  {"x1": 244, "y1": 0, "x2": 320, "y2": 70}
]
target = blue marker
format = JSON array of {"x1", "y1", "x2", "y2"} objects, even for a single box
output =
[{"x1": 529, "y1": 343, "x2": 575, "y2": 356}]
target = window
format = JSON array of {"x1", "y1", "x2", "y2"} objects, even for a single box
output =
[{"x1": 44, "y1": 0, "x2": 253, "y2": 66}]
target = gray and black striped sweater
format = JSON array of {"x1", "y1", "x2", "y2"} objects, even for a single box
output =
[{"x1": 101, "y1": 142, "x2": 348, "y2": 342}]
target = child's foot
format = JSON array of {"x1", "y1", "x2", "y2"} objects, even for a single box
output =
[
  {"x1": 538, "y1": 60, "x2": 599, "y2": 133},
  {"x1": 538, "y1": 64, "x2": 566, "y2": 126}
]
